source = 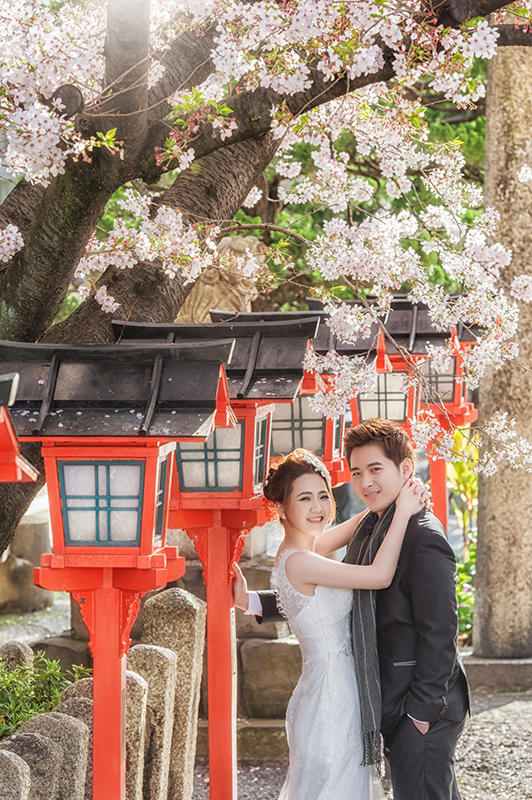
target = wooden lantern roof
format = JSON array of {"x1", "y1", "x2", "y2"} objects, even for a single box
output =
[
  {"x1": 210, "y1": 295, "x2": 477, "y2": 358},
  {"x1": 111, "y1": 318, "x2": 320, "y2": 402},
  {"x1": 0, "y1": 340, "x2": 234, "y2": 440}
]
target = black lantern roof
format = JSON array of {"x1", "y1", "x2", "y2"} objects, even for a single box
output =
[
  {"x1": 111, "y1": 318, "x2": 320, "y2": 401},
  {"x1": 210, "y1": 295, "x2": 476, "y2": 357},
  {"x1": 0, "y1": 340, "x2": 234, "y2": 439}
]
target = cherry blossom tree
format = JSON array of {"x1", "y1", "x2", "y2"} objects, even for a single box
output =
[{"x1": 0, "y1": 0, "x2": 531, "y2": 556}]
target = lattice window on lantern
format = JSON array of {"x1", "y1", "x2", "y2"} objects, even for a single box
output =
[
  {"x1": 175, "y1": 422, "x2": 244, "y2": 491},
  {"x1": 58, "y1": 461, "x2": 144, "y2": 546},
  {"x1": 153, "y1": 454, "x2": 171, "y2": 542},
  {"x1": 421, "y1": 358, "x2": 456, "y2": 404},
  {"x1": 357, "y1": 373, "x2": 409, "y2": 423},
  {"x1": 254, "y1": 416, "x2": 270, "y2": 488},
  {"x1": 270, "y1": 396, "x2": 325, "y2": 455}
]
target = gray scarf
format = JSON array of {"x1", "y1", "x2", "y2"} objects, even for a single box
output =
[{"x1": 344, "y1": 503, "x2": 396, "y2": 766}]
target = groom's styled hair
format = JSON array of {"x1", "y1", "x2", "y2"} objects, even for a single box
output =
[{"x1": 344, "y1": 418, "x2": 415, "y2": 467}]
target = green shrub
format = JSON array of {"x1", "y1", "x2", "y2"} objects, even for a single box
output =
[
  {"x1": 456, "y1": 539, "x2": 476, "y2": 639},
  {"x1": 0, "y1": 651, "x2": 91, "y2": 739}
]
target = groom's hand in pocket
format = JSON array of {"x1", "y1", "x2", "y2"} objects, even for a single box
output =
[{"x1": 410, "y1": 718, "x2": 430, "y2": 735}]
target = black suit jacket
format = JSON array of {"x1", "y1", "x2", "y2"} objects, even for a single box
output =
[{"x1": 256, "y1": 509, "x2": 470, "y2": 736}]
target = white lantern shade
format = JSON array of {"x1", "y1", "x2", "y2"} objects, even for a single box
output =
[
  {"x1": 59, "y1": 460, "x2": 144, "y2": 545},
  {"x1": 357, "y1": 373, "x2": 409, "y2": 423},
  {"x1": 271, "y1": 396, "x2": 324, "y2": 455},
  {"x1": 176, "y1": 422, "x2": 244, "y2": 491}
]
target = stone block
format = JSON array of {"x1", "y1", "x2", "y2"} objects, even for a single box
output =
[
  {"x1": 62, "y1": 677, "x2": 93, "y2": 701},
  {"x1": 56, "y1": 697, "x2": 93, "y2": 800},
  {"x1": 0, "y1": 750, "x2": 31, "y2": 800},
  {"x1": 166, "y1": 529, "x2": 198, "y2": 560},
  {"x1": 174, "y1": 562, "x2": 206, "y2": 602},
  {"x1": 462, "y1": 653, "x2": 532, "y2": 692},
  {"x1": 241, "y1": 524, "x2": 268, "y2": 560},
  {"x1": 196, "y1": 718, "x2": 288, "y2": 766},
  {"x1": 0, "y1": 554, "x2": 52, "y2": 613},
  {"x1": 0, "y1": 732, "x2": 61, "y2": 800},
  {"x1": 125, "y1": 669, "x2": 148, "y2": 800},
  {"x1": 31, "y1": 634, "x2": 91, "y2": 671},
  {"x1": 12, "y1": 518, "x2": 51, "y2": 565},
  {"x1": 0, "y1": 640, "x2": 34, "y2": 669},
  {"x1": 128, "y1": 644, "x2": 177, "y2": 800},
  {"x1": 240, "y1": 637, "x2": 301, "y2": 718},
  {"x1": 140, "y1": 588, "x2": 206, "y2": 800},
  {"x1": 21, "y1": 712, "x2": 89, "y2": 800}
]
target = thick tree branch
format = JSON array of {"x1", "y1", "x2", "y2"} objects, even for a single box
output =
[
  {"x1": 493, "y1": 25, "x2": 532, "y2": 46},
  {"x1": 149, "y1": 60, "x2": 395, "y2": 174},
  {"x1": 432, "y1": 0, "x2": 516, "y2": 27},
  {"x1": 47, "y1": 132, "x2": 278, "y2": 343},
  {"x1": 91, "y1": 0, "x2": 150, "y2": 157},
  {"x1": 0, "y1": 154, "x2": 123, "y2": 342}
]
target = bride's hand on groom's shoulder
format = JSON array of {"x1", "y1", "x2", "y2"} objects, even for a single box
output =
[
  {"x1": 232, "y1": 563, "x2": 249, "y2": 611},
  {"x1": 396, "y1": 478, "x2": 431, "y2": 518}
]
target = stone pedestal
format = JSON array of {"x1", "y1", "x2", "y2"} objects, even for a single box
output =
[
  {"x1": 0, "y1": 487, "x2": 53, "y2": 613},
  {"x1": 0, "y1": 750, "x2": 31, "y2": 800},
  {"x1": 140, "y1": 588, "x2": 206, "y2": 800},
  {"x1": 20, "y1": 712, "x2": 89, "y2": 800}
]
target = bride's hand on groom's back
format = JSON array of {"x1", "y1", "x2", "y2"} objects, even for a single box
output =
[
  {"x1": 232, "y1": 563, "x2": 250, "y2": 611},
  {"x1": 395, "y1": 478, "x2": 431, "y2": 518}
]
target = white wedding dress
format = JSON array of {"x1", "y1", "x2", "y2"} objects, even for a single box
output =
[{"x1": 271, "y1": 547, "x2": 385, "y2": 800}]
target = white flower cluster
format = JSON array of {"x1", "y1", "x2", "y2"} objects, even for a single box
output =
[
  {"x1": 0, "y1": 224, "x2": 24, "y2": 263},
  {"x1": 243, "y1": 186, "x2": 263, "y2": 209},
  {"x1": 305, "y1": 347, "x2": 377, "y2": 419},
  {"x1": 517, "y1": 165, "x2": 532, "y2": 184},
  {"x1": 410, "y1": 411, "x2": 455, "y2": 463},
  {"x1": 94, "y1": 285, "x2": 120, "y2": 314},
  {"x1": 75, "y1": 190, "x2": 219, "y2": 288}
]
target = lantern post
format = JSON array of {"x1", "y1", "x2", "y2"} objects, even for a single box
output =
[
  {"x1": 1, "y1": 340, "x2": 234, "y2": 800},
  {"x1": 111, "y1": 317, "x2": 317, "y2": 800},
  {"x1": 419, "y1": 327, "x2": 478, "y2": 527}
]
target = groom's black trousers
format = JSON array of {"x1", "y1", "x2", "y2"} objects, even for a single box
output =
[{"x1": 383, "y1": 714, "x2": 467, "y2": 800}]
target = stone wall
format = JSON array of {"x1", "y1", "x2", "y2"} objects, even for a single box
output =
[{"x1": 0, "y1": 588, "x2": 205, "y2": 800}]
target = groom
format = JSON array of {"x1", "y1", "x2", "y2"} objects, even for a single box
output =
[{"x1": 233, "y1": 418, "x2": 470, "y2": 800}]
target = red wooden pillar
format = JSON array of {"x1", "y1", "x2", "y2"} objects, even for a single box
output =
[
  {"x1": 92, "y1": 582, "x2": 127, "y2": 800},
  {"x1": 429, "y1": 456, "x2": 448, "y2": 530},
  {"x1": 198, "y1": 514, "x2": 238, "y2": 800},
  {"x1": 187, "y1": 513, "x2": 250, "y2": 800}
]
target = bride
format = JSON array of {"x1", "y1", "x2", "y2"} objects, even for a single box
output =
[{"x1": 234, "y1": 448, "x2": 429, "y2": 800}]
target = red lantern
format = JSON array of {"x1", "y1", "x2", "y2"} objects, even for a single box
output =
[
  {"x1": 110, "y1": 317, "x2": 317, "y2": 800},
  {"x1": 1, "y1": 341, "x2": 234, "y2": 800}
]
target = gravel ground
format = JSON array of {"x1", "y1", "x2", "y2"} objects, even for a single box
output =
[
  {"x1": 0, "y1": 592, "x2": 70, "y2": 644},
  {"x1": 193, "y1": 692, "x2": 532, "y2": 800}
]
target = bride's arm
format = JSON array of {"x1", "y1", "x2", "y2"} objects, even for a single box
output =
[
  {"x1": 314, "y1": 510, "x2": 369, "y2": 557},
  {"x1": 286, "y1": 481, "x2": 426, "y2": 591}
]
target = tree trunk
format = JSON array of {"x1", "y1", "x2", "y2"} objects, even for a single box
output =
[{"x1": 474, "y1": 43, "x2": 532, "y2": 657}]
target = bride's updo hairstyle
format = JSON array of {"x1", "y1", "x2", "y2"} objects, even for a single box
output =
[{"x1": 263, "y1": 449, "x2": 336, "y2": 525}]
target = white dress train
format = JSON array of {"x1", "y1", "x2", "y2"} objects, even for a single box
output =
[{"x1": 271, "y1": 548, "x2": 385, "y2": 800}]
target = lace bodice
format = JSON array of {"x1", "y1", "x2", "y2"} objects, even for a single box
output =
[{"x1": 271, "y1": 547, "x2": 354, "y2": 661}]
